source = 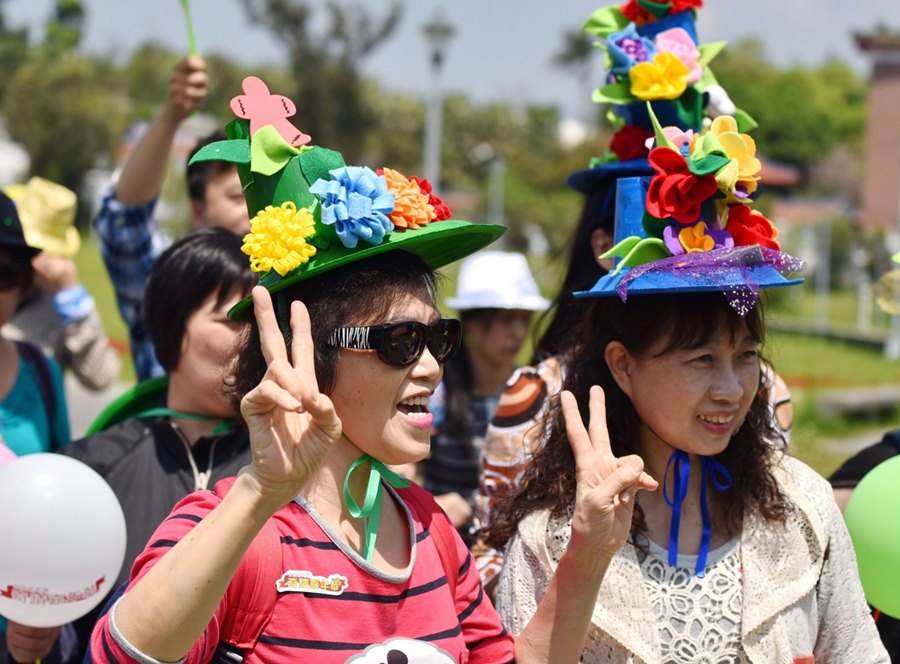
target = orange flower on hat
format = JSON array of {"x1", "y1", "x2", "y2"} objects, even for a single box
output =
[{"x1": 381, "y1": 168, "x2": 435, "y2": 230}]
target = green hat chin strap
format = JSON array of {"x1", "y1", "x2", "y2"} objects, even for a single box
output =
[
  {"x1": 137, "y1": 408, "x2": 235, "y2": 436},
  {"x1": 342, "y1": 453, "x2": 411, "y2": 563}
]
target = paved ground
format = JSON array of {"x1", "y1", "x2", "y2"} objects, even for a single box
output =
[
  {"x1": 815, "y1": 426, "x2": 893, "y2": 461},
  {"x1": 64, "y1": 374, "x2": 130, "y2": 439}
]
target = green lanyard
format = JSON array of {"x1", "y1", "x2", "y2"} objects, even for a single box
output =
[
  {"x1": 342, "y1": 454, "x2": 410, "y2": 563},
  {"x1": 138, "y1": 408, "x2": 235, "y2": 437}
]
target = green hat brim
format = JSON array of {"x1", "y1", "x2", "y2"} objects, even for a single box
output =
[
  {"x1": 228, "y1": 220, "x2": 506, "y2": 320},
  {"x1": 85, "y1": 376, "x2": 169, "y2": 435}
]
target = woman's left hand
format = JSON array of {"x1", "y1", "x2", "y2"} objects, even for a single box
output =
[
  {"x1": 5, "y1": 621, "x2": 61, "y2": 663},
  {"x1": 562, "y1": 386, "x2": 658, "y2": 557}
]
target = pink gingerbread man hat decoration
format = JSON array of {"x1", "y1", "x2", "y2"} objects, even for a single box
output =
[{"x1": 230, "y1": 75, "x2": 312, "y2": 148}]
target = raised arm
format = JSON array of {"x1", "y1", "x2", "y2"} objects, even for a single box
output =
[
  {"x1": 101, "y1": 288, "x2": 341, "y2": 662},
  {"x1": 32, "y1": 253, "x2": 122, "y2": 390},
  {"x1": 116, "y1": 56, "x2": 208, "y2": 205}
]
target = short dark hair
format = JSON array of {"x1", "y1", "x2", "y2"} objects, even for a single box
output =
[
  {"x1": 186, "y1": 130, "x2": 234, "y2": 203},
  {"x1": 231, "y1": 251, "x2": 438, "y2": 406},
  {"x1": 144, "y1": 227, "x2": 257, "y2": 372}
]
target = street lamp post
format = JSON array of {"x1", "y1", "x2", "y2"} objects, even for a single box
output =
[{"x1": 422, "y1": 12, "x2": 454, "y2": 194}]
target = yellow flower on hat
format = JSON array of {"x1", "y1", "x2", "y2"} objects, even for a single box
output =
[
  {"x1": 710, "y1": 115, "x2": 761, "y2": 201},
  {"x1": 629, "y1": 52, "x2": 689, "y2": 101},
  {"x1": 242, "y1": 201, "x2": 317, "y2": 276}
]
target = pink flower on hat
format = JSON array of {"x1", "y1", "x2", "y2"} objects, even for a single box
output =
[
  {"x1": 645, "y1": 126, "x2": 695, "y2": 153},
  {"x1": 655, "y1": 28, "x2": 702, "y2": 84}
]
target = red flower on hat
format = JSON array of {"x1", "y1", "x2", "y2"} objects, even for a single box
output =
[
  {"x1": 619, "y1": 1, "x2": 652, "y2": 24},
  {"x1": 609, "y1": 124, "x2": 654, "y2": 162},
  {"x1": 410, "y1": 176, "x2": 451, "y2": 220},
  {"x1": 725, "y1": 204, "x2": 780, "y2": 250},
  {"x1": 646, "y1": 147, "x2": 718, "y2": 224},
  {"x1": 620, "y1": 0, "x2": 703, "y2": 24}
]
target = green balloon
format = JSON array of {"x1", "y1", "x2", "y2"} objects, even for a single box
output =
[{"x1": 844, "y1": 455, "x2": 900, "y2": 618}]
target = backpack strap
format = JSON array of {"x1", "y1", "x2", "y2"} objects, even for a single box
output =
[
  {"x1": 211, "y1": 478, "x2": 283, "y2": 663},
  {"x1": 14, "y1": 341, "x2": 58, "y2": 451},
  {"x1": 397, "y1": 483, "x2": 459, "y2": 599}
]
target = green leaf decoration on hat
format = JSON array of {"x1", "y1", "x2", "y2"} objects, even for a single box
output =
[
  {"x1": 638, "y1": 0, "x2": 673, "y2": 19},
  {"x1": 688, "y1": 154, "x2": 731, "y2": 177},
  {"x1": 604, "y1": 236, "x2": 669, "y2": 275},
  {"x1": 734, "y1": 108, "x2": 759, "y2": 133},
  {"x1": 592, "y1": 81, "x2": 634, "y2": 105},
  {"x1": 582, "y1": 5, "x2": 629, "y2": 38},
  {"x1": 299, "y1": 147, "x2": 345, "y2": 185},
  {"x1": 648, "y1": 101, "x2": 676, "y2": 150},
  {"x1": 250, "y1": 124, "x2": 305, "y2": 176},
  {"x1": 605, "y1": 108, "x2": 626, "y2": 129},
  {"x1": 697, "y1": 41, "x2": 726, "y2": 68},
  {"x1": 590, "y1": 152, "x2": 619, "y2": 168},
  {"x1": 190, "y1": 139, "x2": 250, "y2": 165},
  {"x1": 671, "y1": 88, "x2": 704, "y2": 130},
  {"x1": 642, "y1": 210, "x2": 670, "y2": 239}
]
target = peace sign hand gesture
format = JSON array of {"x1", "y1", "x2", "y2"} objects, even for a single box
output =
[
  {"x1": 562, "y1": 385, "x2": 658, "y2": 557},
  {"x1": 240, "y1": 287, "x2": 342, "y2": 505}
]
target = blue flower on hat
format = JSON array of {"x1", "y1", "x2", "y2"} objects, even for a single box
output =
[
  {"x1": 608, "y1": 23, "x2": 656, "y2": 79},
  {"x1": 310, "y1": 166, "x2": 395, "y2": 249}
]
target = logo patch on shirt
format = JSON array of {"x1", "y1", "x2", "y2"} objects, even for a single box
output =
[{"x1": 276, "y1": 570, "x2": 348, "y2": 596}]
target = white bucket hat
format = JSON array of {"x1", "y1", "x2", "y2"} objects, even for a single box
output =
[{"x1": 445, "y1": 250, "x2": 550, "y2": 311}]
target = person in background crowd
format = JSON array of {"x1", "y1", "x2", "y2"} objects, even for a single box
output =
[
  {"x1": 0, "y1": 190, "x2": 73, "y2": 664},
  {"x1": 4, "y1": 176, "x2": 121, "y2": 391},
  {"x1": 94, "y1": 55, "x2": 249, "y2": 381},
  {"x1": 829, "y1": 257, "x2": 900, "y2": 660},
  {"x1": 422, "y1": 250, "x2": 548, "y2": 540},
  {"x1": 63, "y1": 228, "x2": 257, "y2": 660}
]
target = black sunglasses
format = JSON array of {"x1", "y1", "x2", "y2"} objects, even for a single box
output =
[
  {"x1": 0, "y1": 264, "x2": 25, "y2": 291},
  {"x1": 328, "y1": 318, "x2": 462, "y2": 368}
]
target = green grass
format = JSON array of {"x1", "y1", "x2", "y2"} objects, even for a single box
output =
[{"x1": 766, "y1": 330, "x2": 900, "y2": 476}]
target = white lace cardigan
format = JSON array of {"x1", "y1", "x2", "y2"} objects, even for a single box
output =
[{"x1": 496, "y1": 455, "x2": 889, "y2": 664}]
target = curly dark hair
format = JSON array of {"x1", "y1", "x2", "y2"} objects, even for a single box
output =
[
  {"x1": 230, "y1": 251, "x2": 438, "y2": 407},
  {"x1": 486, "y1": 291, "x2": 790, "y2": 551}
]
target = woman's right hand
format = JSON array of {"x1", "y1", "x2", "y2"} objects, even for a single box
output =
[
  {"x1": 562, "y1": 385, "x2": 658, "y2": 557},
  {"x1": 240, "y1": 286, "x2": 342, "y2": 504}
]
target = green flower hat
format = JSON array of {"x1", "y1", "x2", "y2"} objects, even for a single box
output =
[{"x1": 190, "y1": 76, "x2": 505, "y2": 320}]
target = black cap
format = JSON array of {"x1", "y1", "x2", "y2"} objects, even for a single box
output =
[{"x1": 0, "y1": 192, "x2": 40, "y2": 257}]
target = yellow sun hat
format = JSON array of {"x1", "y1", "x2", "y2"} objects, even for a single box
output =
[{"x1": 4, "y1": 177, "x2": 79, "y2": 257}]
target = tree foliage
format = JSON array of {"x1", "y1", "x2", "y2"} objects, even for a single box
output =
[
  {"x1": 239, "y1": 0, "x2": 402, "y2": 161},
  {"x1": 0, "y1": 0, "x2": 29, "y2": 102},
  {"x1": 713, "y1": 39, "x2": 867, "y2": 169},
  {"x1": 4, "y1": 54, "x2": 123, "y2": 192}
]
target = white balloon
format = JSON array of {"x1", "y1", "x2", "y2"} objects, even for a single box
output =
[{"x1": 0, "y1": 454, "x2": 127, "y2": 627}]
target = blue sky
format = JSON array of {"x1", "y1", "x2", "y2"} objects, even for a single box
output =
[{"x1": 5, "y1": 0, "x2": 897, "y2": 119}]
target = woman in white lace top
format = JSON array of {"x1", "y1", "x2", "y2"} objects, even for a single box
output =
[{"x1": 486, "y1": 288, "x2": 888, "y2": 663}]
